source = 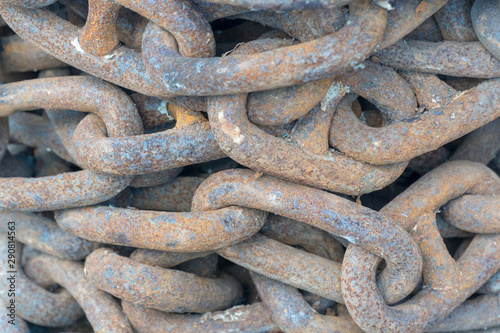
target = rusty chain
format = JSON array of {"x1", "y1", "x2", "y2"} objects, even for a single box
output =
[{"x1": 0, "y1": 0, "x2": 498, "y2": 332}]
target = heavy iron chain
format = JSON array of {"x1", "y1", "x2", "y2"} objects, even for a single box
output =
[{"x1": 0, "y1": 0, "x2": 498, "y2": 332}]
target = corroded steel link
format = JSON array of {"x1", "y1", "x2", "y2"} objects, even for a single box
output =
[
  {"x1": 337, "y1": 60, "x2": 417, "y2": 123},
  {"x1": 23, "y1": 254, "x2": 133, "y2": 333},
  {"x1": 191, "y1": 0, "x2": 247, "y2": 21},
  {"x1": 450, "y1": 118, "x2": 500, "y2": 164},
  {"x1": 0, "y1": 170, "x2": 131, "y2": 211},
  {"x1": 79, "y1": 0, "x2": 121, "y2": 56},
  {"x1": 227, "y1": 6, "x2": 347, "y2": 43},
  {"x1": 1, "y1": 1, "x2": 500, "y2": 331},
  {"x1": 72, "y1": 0, "x2": 216, "y2": 57},
  {"x1": 0, "y1": 0, "x2": 385, "y2": 97},
  {"x1": 134, "y1": 233, "x2": 345, "y2": 302},
  {"x1": 0, "y1": 1, "x2": 447, "y2": 97},
  {"x1": 330, "y1": 79, "x2": 500, "y2": 165},
  {"x1": 222, "y1": 234, "x2": 344, "y2": 302},
  {"x1": 399, "y1": 71, "x2": 458, "y2": 109},
  {"x1": 55, "y1": 204, "x2": 267, "y2": 252},
  {"x1": 435, "y1": 214, "x2": 473, "y2": 238},
  {"x1": 472, "y1": 0, "x2": 500, "y2": 61},
  {"x1": 0, "y1": 76, "x2": 143, "y2": 154},
  {"x1": 129, "y1": 176, "x2": 205, "y2": 211},
  {"x1": 375, "y1": 40, "x2": 500, "y2": 78},
  {"x1": 0, "y1": 76, "x2": 141, "y2": 211},
  {"x1": 202, "y1": 0, "x2": 351, "y2": 10},
  {"x1": 377, "y1": 0, "x2": 449, "y2": 49},
  {"x1": 0, "y1": 34, "x2": 65, "y2": 73},
  {"x1": 479, "y1": 270, "x2": 500, "y2": 294},
  {"x1": 168, "y1": 75, "x2": 333, "y2": 127},
  {"x1": 9, "y1": 112, "x2": 75, "y2": 163},
  {"x1": 208, "y1": 87, "x2": 407, "y2": 195},
  {"x1": 434, "y1": 0, "x2": 477, "y2": 42},
  {"x1": 142, "y1": 0, "x2": 386, "y2": 96},
  {"x1": 0, "y1": 76, "x2": 143, "y2": 151},
  {"x1": 383, "y1": 161, "x2": 500, "y2": 231},
  {"x1": 0, "y1": 0, "x2": 216, "y2": 96},
  {"x1": 0, "y1": 4, "x2": 167, "y2": 96},
  {"x1": 341, "y1": 161, "x2": 500, "y2": 332},
  {"x1": 247, "y1": 78, "x2": 333, "y2": 127},
  {"x1": 251, "y1": 271, "x2": 362, "y2": 333},
  {"x1": 61, "y1": 0, "x2": 149, "y2": 50},
  {"x1": 130, "y1": 93, "x2": 176, "y2": 129},
  {"x1": 8, "y1": 71, "x2": 185, "y2": 187},
  {"x1": 45, "y1": 109, "x2": 88, "y2": 162},
  {"x1": 122, "y1": 301, "x2": 279, "y2": 333},
  {"x1": 85, "y1": 248, "x2": 243, "y2": 313},
  {"x1": 0, "y1": 211, "x2": 100, "y2": 260},
  {"x1": 0, "y1": 298, "x2": 29, "y2": 333},
  {"x1": 131, "y1": 249, "x2": 219, "y2": 278},
  {"x1": 192, "y1": 169, "x2": 422, "y2": 304},
  {"x1": 262, "y1": 214, "x2": 345, "y2": 262},
  {"x1": 72, "y1": 104, "x2": 226, "y2": 175},
  {"x1": 128, "y1": 167, "x2": 183, "y2": 188},
  {"x1": 130, "y1": 249, "x2": 214, "y2": 269},
  {"x1": 289, "y1": 97, "x2": 335, "y2": 155},
  {"x1": 344, "y1": 214, "x2": 500, "y2": 332},
  {"x1": 116, "y1": 0, "x2": 216, "y2": 58},
  {"x1": 0, "y1": 240, "x2": 84, "y2": 326},
  {"x1": 56, "y1": 110, "x2": 176, "y2": 187},
  {"x1": 428, "y1": 295, "x2": 500, "y2": 332},
  {"x1": 442, "y1": 195, "x2": 500, "y2": 233}
]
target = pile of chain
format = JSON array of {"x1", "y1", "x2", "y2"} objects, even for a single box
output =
[{"x1": 0, "y1": 0, "x2": 499, "y2": 332}]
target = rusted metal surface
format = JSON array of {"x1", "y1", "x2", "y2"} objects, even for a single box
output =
[
  {"x1": 0, "y1": 211, "x2": 100, "y2": 259},
  {"x1": 472, "y1": 0, "x2": 500, "y2": 61},
  {"x1": 9, "y1": 112, "x2": 74, "y2": 162},
  {"x1": 428, "y1": 294, "x2": 500, "y2": 332},
  {"x1": 262, "y1": 213, "x2": 345, "y2": 262},
  {"x1": 142, "y1": 0, "x2": 386, "y2": 96},
  {"x1": 0, "y1": 34, "x2": 65, "y2": 74},
  {"x1": 85, "y1": 247, "x2": 243, "y2": 313},
  {"x1": 130, "y1": 176, "x2": 205, "y2": 211},
  {"x1": 405, "y1": 16, "x2": 443, "y2": 42},
  {"x1": 72, "y1": 103, "x2": 226, "y2": 175},
  {"x1": 202, "y1": 0, "x2": 352, "y2": 10},
  {"x1": 0, "y1": 1, "x2": 499, "y2": 332},
  {"x1": 330, "y1": 79, "x2": 500, "y2": 164},
  {"x1": 337, "y1": 60, "x2": 418, "y2": 123},
  {"x1": 252, "y1": 271, "x2": 362, "y2": 332},
  {"x1": 79, "y1": 0, "x2": 121, "y2": 56},
  {"x1": 377, "y1": 0, "x2": 449, "y2": 49},
  {"x1": 208, "y1": 85, "x2": 407, "y2": 195},
  {"x1": 435, "y1": 0, "x2": 477, "y2": 42},
  {"x1": 123, "y1": 301, "x2": 279, "y2": 333},
  {"x1": 0, "y1": 240, "x2": 84, "y2": 326},
  {"x1": 192, "y1": 169, "x2": 422, "y2": 304},
  {"x1": 375, "y1": 40, "x2": 500, "y2": 78},
  {"x1": 450, "y1": 118, "x2": 500, "y2": 164},
  {"x1": 442, "y1": 195, "x2": 500, "y2": 233},
  {"x1": 23, "y1": 254, "x2": 134, "y2": 332},
  {"x1": 341, "y1": 161, "x2": 500, "y2": 332},
  {"x1": 56, "y1": 204, "x2": 267, "y2": 252}
]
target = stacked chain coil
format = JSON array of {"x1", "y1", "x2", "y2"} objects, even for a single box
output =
[{"x1": 0, "y1": 0, "x2": 498, "y2": 332}]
